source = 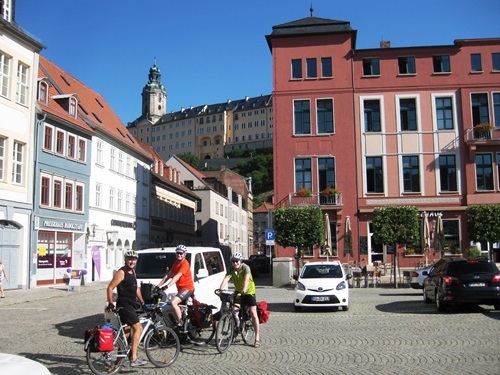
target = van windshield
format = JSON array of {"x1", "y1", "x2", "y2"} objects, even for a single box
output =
[{"x1": 135, "y1": 253, "x2": 192, "y2": 279}]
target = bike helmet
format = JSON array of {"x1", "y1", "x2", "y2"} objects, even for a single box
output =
[
  {"x1": 175, "y1": 244, "x2": 187, "y2": 254},
  {"x1": 124, "y1": 250, "x2": 139, "y2": 259},
  {"x1": 231, "y1": 252, "x2": 243, "y2": 262}
]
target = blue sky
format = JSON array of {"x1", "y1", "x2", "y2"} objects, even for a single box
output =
[{"x1": 16, "y1": 0, "x2": 500, "y2": 125}]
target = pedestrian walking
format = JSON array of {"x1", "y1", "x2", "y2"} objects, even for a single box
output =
[{"x1": 0, "y1": 259, "x2": 7, "y2": 298}]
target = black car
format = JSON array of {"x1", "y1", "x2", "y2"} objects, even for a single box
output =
[
  {"x1": 423, "y1": 257, "x2": 500, "y2": 312},
  {"x1": 249, "y1": 253, "x2": 271, "y2": 273},
  {"x1": 242, "y1": 258, "x2": 260, "y2": 278}
]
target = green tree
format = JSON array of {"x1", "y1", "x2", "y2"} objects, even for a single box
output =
[
  {"x1": 274, "y1": 206, "x2": 323, "y2": 273},
  {"x1": 466, "y1": 204, "x2": 500, "y2": 260},
  {"x1": 372, "y1": 206, "x2": 419, "y2": 287},
  {"x1": 177, "y1": 153, "x2": 200, "y2": 168}
]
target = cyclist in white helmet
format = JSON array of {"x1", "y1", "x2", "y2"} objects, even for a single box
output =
[
  {"x1": 220, "y1": 252, "x2": 261, "y2": 348},
  {"x1": 106, "y1": 250, "x2": 147, "y2": 367},
  {"x1": 157, "y1": 245, "x2": 195, "y2": 329}
]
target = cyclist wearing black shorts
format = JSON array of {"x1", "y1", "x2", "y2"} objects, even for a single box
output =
[
  {"x1": 106, "y1": 250, "x2": 147, "y2": 367},
  {"x1": 219, "y1": 252, "x2": 261, "y2": 348}
]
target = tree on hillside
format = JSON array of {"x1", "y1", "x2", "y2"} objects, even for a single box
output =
[
  {"x1": 372, "y1": 206, "x2": 419, "y2": 288},
  {"x1": 178, "y1": 153, "x2": 200, "y2": 168},
  {"x1": 234, "y1": 154, "x2": 273, "y2": 194},
  {"x1": 466, "y1": 204, "x2": 500, "y2": 261},
  {"x1": 274, "y1": 206, "x2": 323, "y2": 274}
]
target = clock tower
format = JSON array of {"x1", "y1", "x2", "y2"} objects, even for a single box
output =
[{"x1": 141, "y1": 63, "x2": 167, "y2": 120}]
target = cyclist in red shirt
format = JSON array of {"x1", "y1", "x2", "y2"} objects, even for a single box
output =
[{"x1": 157, "y1": 245, "x2": 195, "y2": 328}]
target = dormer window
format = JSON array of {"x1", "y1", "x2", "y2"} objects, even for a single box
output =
[
  {"x1": 69, "y1": 97, "x2": 77, "y2": 117},
  {"x1": 38, "y1": 80, "x2": 48, "y2": 105}
]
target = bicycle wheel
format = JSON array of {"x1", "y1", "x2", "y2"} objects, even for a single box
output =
[
  {"x1": 184, "y1": 316, "x2": 215, "y2": 345},
  {"x1": 86, "y1": 335, "x2": 127, "y2": 375},
  {"x1": 241, "y1": 317, "x2": 256, "y2": 346},
  {"x1": 215, "y1": 313, "x2": 234, "y2": 353},
  {"x1": 144, "y1": 326, "x2": 180, "y2": 368}
]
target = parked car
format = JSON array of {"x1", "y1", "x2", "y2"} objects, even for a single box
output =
[
  {"x1": 293, "y1": 261, "x2": 352, "y2": 312},
  {"x1": 0, "y1": 353, "x2": 51, "y2": 374},
  {"x1": 249, "y1": 253, "x2": 271, "y2": 273},
  {"x1": 410, "y1": 265, "x2": 433, "y2": 289},
  {"x1": 423, "y1": 258, "x2": 500, "y2": 312}
]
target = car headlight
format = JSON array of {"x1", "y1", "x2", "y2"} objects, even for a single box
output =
[
  {"x1": 336, "y1": 281, "x2": 347, "y2": 290},
  {"x1": 296, "y1": 281, "x2": 305, "y2": 291}
]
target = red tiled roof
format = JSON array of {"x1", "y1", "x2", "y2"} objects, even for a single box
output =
[
  {"x1": 253, "y1": 201, "x2": 274, "y2": 213},
  {"x1": 38, "y1": 56, "x2": 152, "y2": 160}
]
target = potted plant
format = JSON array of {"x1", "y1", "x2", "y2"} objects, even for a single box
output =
[
  {"x1": 473, "y1": 122, "x2": 494, "y2": 139},
  {"x1": 321, "y1": 186, "x2": 338, "y2": 196},
  {"x1": 296, "y1": 188, "x2": 312, "y2": 197}
]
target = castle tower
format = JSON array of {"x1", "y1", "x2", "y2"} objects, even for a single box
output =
[{"x1": 141, "y1": 63, "x2": 167, "y2": 120}]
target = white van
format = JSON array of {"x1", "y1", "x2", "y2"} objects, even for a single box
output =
[{"x1": 135, "y1": 247, "x2": 226, "y2": 309}]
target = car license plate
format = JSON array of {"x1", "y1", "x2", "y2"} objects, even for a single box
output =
[
  {"x1": 468, "y1": 282, "x2": 485, "y2": 287},
  {"x1": 311, "y1": 296, "x2": 330, "y2": 302}
]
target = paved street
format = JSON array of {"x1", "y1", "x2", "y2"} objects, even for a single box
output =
[{"x1": 1, "y1": 278, "x2": 499, "y2": 375}]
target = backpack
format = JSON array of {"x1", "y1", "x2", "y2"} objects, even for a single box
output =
[
  {"x1": 84, "y1": 325, "x2": 115, "y2": 352},
  {"x1": 256, "y1": 301, "x2": 270, "y2": 324},
  {"x1": 189, "y1": 297, "x2": 214, "y2": 328}
]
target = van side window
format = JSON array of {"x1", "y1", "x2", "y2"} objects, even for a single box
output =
[
  {"x1": 204, "y1": 251, "x2": 223, "y2": 276},
  {"x1": 194, "y1": 253, "x2": 204, "y2": 276}
]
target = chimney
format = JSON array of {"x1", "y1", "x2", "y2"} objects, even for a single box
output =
[{"x1": 380, "y1": 40, "x2": 391, "y2": 48}]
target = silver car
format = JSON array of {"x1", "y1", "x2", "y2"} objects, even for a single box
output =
[{"x1": 410, "y1": 265, "x2": 433, "y2": 289}]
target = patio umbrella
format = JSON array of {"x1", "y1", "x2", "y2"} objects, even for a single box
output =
[
  {"x1": 433, "y1": 215, "x2": 445, "y2": 254},
  {"x1": 422, "y1": 213, "x2": 430, "y2": 266},
  {"x1": 343, "y1": 216, "x2": 353, "y2": 261},
  {"x1": 324, "y1": 213, "x2": 332, "y2": 261}
]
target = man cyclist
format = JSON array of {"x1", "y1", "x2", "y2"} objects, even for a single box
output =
[
  {"x1": 156, "y1": 244, "x2": 195, "y2": 329},
  {"x1": 219, "y1": 252, "x2": 261, "y2": 348},
  {"x1": 106, "y1": 250, "x2": 147, "y2": 367}
]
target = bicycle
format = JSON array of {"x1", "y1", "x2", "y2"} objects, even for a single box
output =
[
  {"x1": 85, "y1": 304, "x2": 180, "y2": 375},
  {"x1": 214, "y1": 289, "x2": 256, "y2": 354},
  {"x1": 162, "y1": 294, "x2": 217, "y2": 345}
]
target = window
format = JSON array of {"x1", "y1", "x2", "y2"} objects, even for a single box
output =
[
  {"x1": 443, "y1": 219, "x2": 460, "y2": 253},
  {"x1": 117, "y1": 190, "x2": 123, "y2": 212},
  {"x1": 399, "y1": 98, "x2": 418, "y2": 131},
  {"x1": 109, "y1": 187, "x2": 115, "y2": 210},
  {"x1": 118, "y1": 152, "x2": 123, "y2": 173},
  {"x1": 398, "y1": 56, "x2": 416, "y2": 74},
  {"x1": 39, "y1": 81, "x2": 48, "y2": 104},
  {"x1": 95, "y1": 183, "x2": 102, "y2": 208},
  {"x1": 41, "y1": 176, "x2": 50, "y2": 206},
  {"x1": 493, "y1": 53, "x2": 500, "y2": 71},
  {"x1": 16, "y1": 62, "x2": 29, "y2": 105},
  {"x1": 295, "y1": 158, "x2": 312, "y2": 190},
  {"x1": 366, "y1": 156, "x2": 384, "y2": 193},
  {"x1": 364, "y1": 99, "x2": 381, "y2": 132},
  {"x1": 362, "y1": 58, "x2": 380, "y2": 76},
  {"x1": 439, "y1": 155, "x2": 457, "y2": 192},
  {"x1": 69, "y1": 97, "x2": 77, "y2": 117},
  {"x1": 294, "y1": 100, "x2": 311, "y2": 135},
  {"x1": 67, "y1": 135, "x2": 76, "y2": 158},
  {"x1": 470, "y1": 54, "x2": 482, "y2": 72},
  {"x1": 433, "y1": 55, "x2": 451, "y2": 73},
  {"x1": 497, "y1": 153, "x2": 500, "y2": 189},
  {"x1": 11, "y1": 141, "x2": 23, "y2": 184},
  {"x1": 291, "y1": 59, "x2": 302, "y2": 79},
  {"x1": 317, "y1": 98, "x2": 334, "y2": 133},
  {"x1": 65, "y1": 182, "x2": 73, "y2": 210},
  {"x1": 0, "y1": 52, "x2": 11, "y2": 97},
  {"x1": 318, "y1": 157, "x2": 335, "y2": 191},
  {"x1": 76, "y1": 185, "x2": 83, "y2": 211},
  {"x1": 402, "y1": 156, "x2": 420, "y2": 193},
  {"x1": 96, "y1": 141, "x2": 103, "y2": 165},
  {"x1": 43, "y1": 125, "x2": 53, "y2": 150},
  {"x1": 110, "y1": 148, "x2": 116, "y2": 170},
  {"x1": 493, "y1": 93, "x2": 500, "y2": 127},
  {"x1": 56, "y1": 130, "x2": 65, "y2": 154},
  {"x1": 471, "y1": 93, "x2": 489, "y2": 125},
  {"x1": 321, "y1": 57, "x2": 332, "y2": 78},
  {"x1": 475, "y1": 153, "x2": 493, "y2": 191},
  {"x1": 53, "y1": 180, "x2": 62, "y2": 208},
  {"x1": 0, "y1": 136, "x2": 4, "y2": 181},
  {"x1": 306, "y1": 58, "x2": 317, "y2": 78},
  {"x1": 435, "y1": 97, "x2": 454, "y2": 130}
]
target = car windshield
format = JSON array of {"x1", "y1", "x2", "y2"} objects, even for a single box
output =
[
  {"x1": 302, "y1": 265, "x2": 343, "y2": 278},
  {"x1": 135, "y1": 253, "x2": 192, "y2": 278},
  {"x1": 447, "y1": 261, "x2": 496, "y2": 276}
]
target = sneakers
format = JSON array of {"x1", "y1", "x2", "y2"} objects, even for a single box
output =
[{"x1": 130, "y1": 358, "x2": 147, "y2": 367}]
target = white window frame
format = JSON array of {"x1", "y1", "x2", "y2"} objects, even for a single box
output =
[
  {"x1": 11, "y1": 140, "x2": 24, "y2": 185},
  {"x1": 0, "y1": 52, "x2": 11, "y2": 98},
  {"x1": 0, "y1": 136, "x2": 5, "y2": 181},
  {"x1": 16, "y1": 62, "x2": 29, "y2": 105}
]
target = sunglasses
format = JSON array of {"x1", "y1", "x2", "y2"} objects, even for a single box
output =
[
  {"x1": 232, "y1": 260, "x2": 241, "y2": 263},
  {"x1": 176, "y1": 252, "x2": 184, "y2": 256}
]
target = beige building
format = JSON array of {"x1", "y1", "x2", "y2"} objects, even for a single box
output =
[{"x1": 127, "y1": 64, "x2": 273, "y2": 161}]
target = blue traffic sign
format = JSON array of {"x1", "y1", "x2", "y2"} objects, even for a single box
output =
[{"x1": 265, "y1": 230, "x2": 275, "y2": 241}]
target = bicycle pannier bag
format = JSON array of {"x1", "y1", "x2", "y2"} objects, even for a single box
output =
[
  {"x1": 84, "y1": 326, "x2": 114, "y2": 352},
  {"x1": 257, "y1": 301, "x2": 270, "y2": 324}
]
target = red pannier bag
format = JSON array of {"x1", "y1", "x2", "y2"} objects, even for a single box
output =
[
  {"x1": 96, "y1": 328, "x2": 114, "y2": 351},
  {"x1": 256, "y1": 301, "x2": 270, "y2": 324}
]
